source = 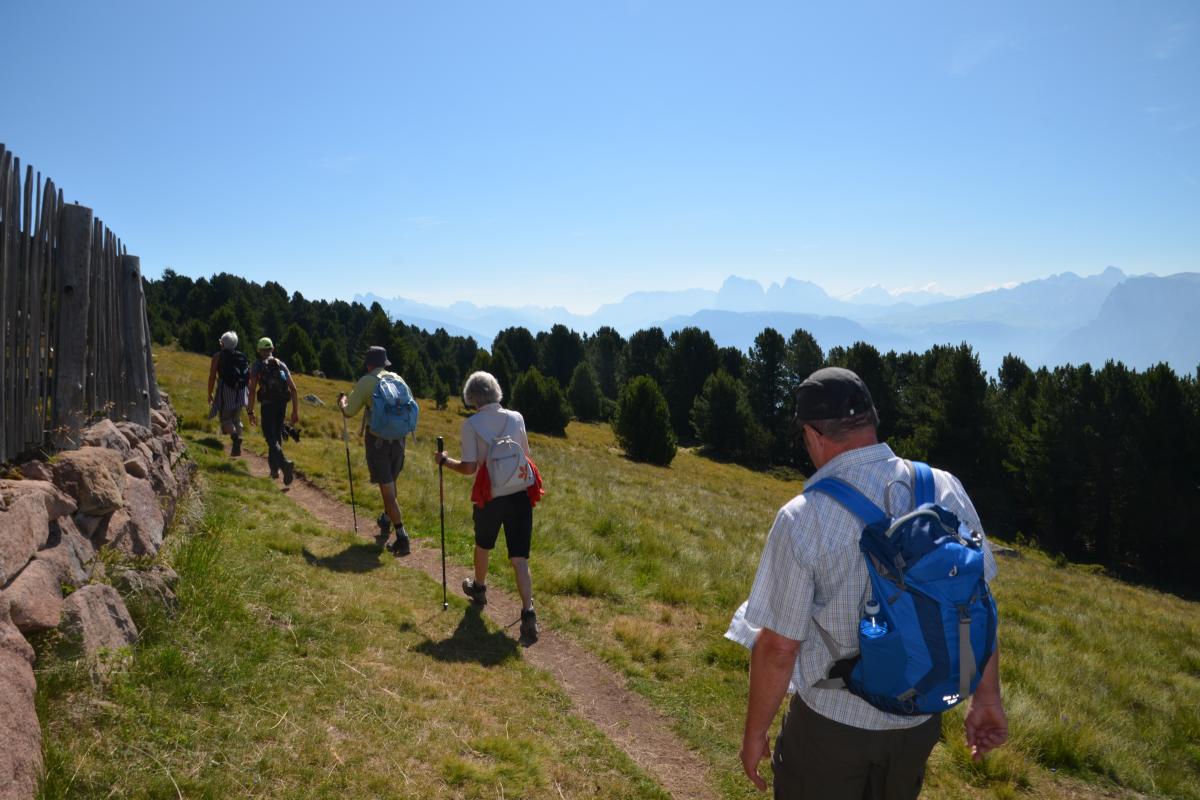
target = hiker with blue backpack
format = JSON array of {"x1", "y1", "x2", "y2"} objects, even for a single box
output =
[
  {"x1": 337, "y1": 346, "x2": 418, "y2": 556},
  {"x1": 738, "y1": 367, "x2": 1007, "y2": 799},
  {"x1": 434, "y1": 371, "x2": 544, "y2": 646},
  {"x1": 246, "y1": 337, "x2": 301, "y2": 486}
]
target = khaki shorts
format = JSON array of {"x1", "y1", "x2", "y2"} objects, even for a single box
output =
[
  {"x1": 219, "y1": 406, "x2": 243, "y2": 437},
  {"x1": 364, "y1": 430, "x2": 405, "y2": 485}
]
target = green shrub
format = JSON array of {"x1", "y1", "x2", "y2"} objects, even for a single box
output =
[
  {"x1": 567, "y1": 362, "x2": 603, "y2": 422},
  {"x1": 613, "y1": 376, "x2": 676, "y2": 465},
  {"x1": 690, "y1": 370, "x2": 769, "y2": 462},
  {"x1": 180, "y1": 319, "x2": 209, "y2": 354},
  {"x1": 433, "y1": 378, "x2": 450, "y2": 410},
  {"x1": 511, "y1": 367, "x2": 571, "y2": 435}
]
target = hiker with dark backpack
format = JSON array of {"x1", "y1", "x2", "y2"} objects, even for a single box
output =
[
  {"x1": 738, "y1": 367, "x2": 1007, "y2": 798},
  {"x1": 246, "y1": 337, "x2": 301, "y2": 486},
  {"x1": 434, "y1": 371, "x2": 544, "y2": 646},
  {"x1": 206, "y1": 331, "x2": 250, "y2": 456},
  {"x1": 337, "y1": 346, "x2": 417, "y2": 556}
]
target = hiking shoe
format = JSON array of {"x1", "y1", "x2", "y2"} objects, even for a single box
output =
[
  {"x1": 519, "y1": 609, "x2": 539, "y2": 646},
  {"x1": 282, "y1": 460, "x2": 295, "y2": 486},
  {"x1": 387, "y1": 528, "x2": 411, "y2": 557},
  {"x1": 462, "y1": 579, "x2": 487, "y2": 606},
  {"x1": 230, "y1": 436, "x2": 242, "y2": 457},
  {"x1": 375, "y1": 513, "x2": 391, "y2": 547},
  {"x1": 270, "y1": 469, "x2": 279, "y2": 480}
]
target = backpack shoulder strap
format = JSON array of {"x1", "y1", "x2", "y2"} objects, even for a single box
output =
[
  {"x1": 909, "y1": 461, "x2": 935, "y2": 507},
  {"x1": 804, "y1": 477, "x2": 888, "y2": 527},
  {"x1": 466, "y1": 413, "x2": 491, "y2": 452}
]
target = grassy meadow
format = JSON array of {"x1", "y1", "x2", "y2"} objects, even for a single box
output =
[{"x1": 34, "y1": 345, "x2": 1200, "y2": 799}]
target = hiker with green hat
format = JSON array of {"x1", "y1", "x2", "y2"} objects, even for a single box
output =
[
  {"x1": 338, "y1": 345, "x2": 418, "y2": 556},
  {"x1": 246, "y1": 336, "x2": 301, "y2": 486}
]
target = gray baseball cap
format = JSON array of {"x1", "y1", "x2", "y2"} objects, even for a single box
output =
[{"x1": 794, "y1": 367, "x2": 876, "y2": 421}]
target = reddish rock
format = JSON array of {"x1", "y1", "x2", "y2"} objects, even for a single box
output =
[
  {"x1": 90, "y1": 509, "x2": 130, "y2": 550},
  {"x1": 4, "y1": 561, "x2": 63, "y2": 633},
  {"x1": 113, "y1": 565, "x2": 178, "y2": 612},
  {"x1": 0, "y1": 495, "x2": 50, "y2": 585},
  {"x1": 34, "y1": 517, "x2": 95, "y2": 589},
  {"x1": 149, "y1": 408, "x2": 174, "y2": 435},
  {"x1": 0, "y1": 595, "x2": 40, "y2": 800},
  {"x1": 124, "y1": 453, "x2": 151, "y2": 481},
  {"x1": 107, "y1": 477, "x2": 164, "y2": 558},
  {"x1": 82, "y1": 418, "x2": 132, "y2": 458},
  {"x1": 61, "y1": 584, "x2": 138, "y2": 656},
  {"x1": 0, "y1": 595, "x2": 34, "y2": 664},
  {"x1": 0, "y1": 479, "x2": 77, "y2": 520},
  {"x1": 74, "y1": 512, "x2": 107, "y2": 540},
  {"x1": 51, "y1": 447, "x2": 127, "y2": 515},
  {"x1": 115, "y1": 421, "x2": 152, "y2": 449},
  {"x1": 16, "y1": 460, "x2": 53, "y2": 482}
]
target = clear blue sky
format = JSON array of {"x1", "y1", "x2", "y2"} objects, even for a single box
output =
[{"x1": 4, "y1": 1, "x2": 1197, "y2": 312}]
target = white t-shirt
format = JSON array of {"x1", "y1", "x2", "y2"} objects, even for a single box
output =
[{"x1": 459, "y1": 403, "x2": 531, "y2": 497}]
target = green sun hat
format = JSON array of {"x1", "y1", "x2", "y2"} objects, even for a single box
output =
[{"x1": 256, "y1": 337, "x2": 274, "y2": 351}]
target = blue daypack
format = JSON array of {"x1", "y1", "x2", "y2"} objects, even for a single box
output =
[
  {"x1": 805, "y1": 461, "x2": 997, "y2": 715},
  {"x1": 369, "y1": 373, "x2": 419, "y2": 440}
]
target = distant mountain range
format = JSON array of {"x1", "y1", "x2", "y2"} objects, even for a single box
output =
[{"x1": 357, "y1": 266, "x2": 1200, "y2": 375}]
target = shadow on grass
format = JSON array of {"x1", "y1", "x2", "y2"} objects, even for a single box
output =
[
  {"x1": 301, "y1": 542, "x2": 383, "y2": 573},
  {"x1": 193, "y1": 436, "x2": 226, "y2": 450},
  {"x1": 414, "y1": 606, "x2": 519, "y2": 667}
]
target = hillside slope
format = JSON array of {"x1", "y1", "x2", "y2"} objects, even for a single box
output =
[{"x1": 36, "y1": 348, "x2": 1200, "y2": 799}]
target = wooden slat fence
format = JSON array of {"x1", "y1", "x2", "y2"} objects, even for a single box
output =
[{"x1": 0, "y1": 144, "x2": 158, "y2": 463}]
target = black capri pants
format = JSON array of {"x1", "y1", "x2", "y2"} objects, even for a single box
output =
[{"x1": 472, "y1": 490, "x2": 533, "y2": 558}]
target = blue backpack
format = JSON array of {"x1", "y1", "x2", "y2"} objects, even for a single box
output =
[
  {"x1": 369, "y1": 373, "x2": 419, "y2": 440},
  {"x1": 806, "y1": 461, "x2": 997, "y2": 715}
]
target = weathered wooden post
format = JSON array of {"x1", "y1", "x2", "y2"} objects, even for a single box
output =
[
  {"x1": 141, "y1": 287, "x2": 161, "y2": 408},
  {"x1": 52, "y1": 203, "x2": 94, "y2": 448},
  {"x1": 118, "y1": 254, "x2": 151, "y2": 427},
  {"x1": 0, "y1": 145, "x2": 13, "y2": 461}
]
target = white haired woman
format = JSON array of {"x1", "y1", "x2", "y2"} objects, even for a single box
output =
[
  {"x1": 434, "y1": 371, "x2": 544, "y2": 646},
  {"x1": 206, "y1": 331, "x2": 249, "y2": 456}
]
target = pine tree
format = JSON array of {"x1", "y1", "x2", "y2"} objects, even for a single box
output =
[
  {"x1": 319, "y1": 339, "x2": 351, "y2": 380},
  {"x1": 662, "y1": 327, "x2": 719, "y2": 438},
  {"x1": 280, "y1": 324, "x2": 317, "y2": 375},
  {"x1": 493, "y1": 327, "x2": 538, "y2": 373},
  {"x1": 691, "y1": 371, "x2": 766, "y2": 462},
  {"x1": 613, "y1": 376, "x2": 676, "y2": 466},
  {"x1": 587, "y1": 326, "x2": 626, "y2": 399},
  {"x1": 621, "y1": 327, "x2": 668, "y2": 387},
  {"x1": 745, "y1": 328, "x2": 789, "y2": 458},
  {"x1": 540, "y1": 324, "x2": 585, "y2": 387},
  {"x1": 567, "y1": 362, "x2": 603, "y2": 422},
  {"x1": 512, "y1": 367, "x2": 571, "y2": 435}
]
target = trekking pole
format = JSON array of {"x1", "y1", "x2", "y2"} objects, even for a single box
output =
[
  {"x1": 437, "y1": 435, "x2": 447, "y2": 610},
  {"x1": 338, "y1": 393, "x2": 359, "y2": 534}
]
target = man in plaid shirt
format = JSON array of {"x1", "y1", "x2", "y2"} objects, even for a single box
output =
[{"x1": 740, "y1": 367, "x2": 1008, "y2": 798}]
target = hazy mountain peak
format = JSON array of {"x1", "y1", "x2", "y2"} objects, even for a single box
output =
[
  {"x1": 842, "y1": 285, "x2": 893, "y2": 305},
  {"x1": 716, "y1": 276, "x2": 768, "y2": 310}
]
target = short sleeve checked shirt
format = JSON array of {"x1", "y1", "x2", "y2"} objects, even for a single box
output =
[{"x1": 745, "y1": 443, "x2": 998, "y2": 731}]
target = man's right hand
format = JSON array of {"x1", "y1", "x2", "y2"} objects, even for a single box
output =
[
  {"x1": 965, "y1": 699, "x2": 1008, "y2": 761},
  {"x1": 740, "y1": 730, "x2": 771, "y2": 792}
]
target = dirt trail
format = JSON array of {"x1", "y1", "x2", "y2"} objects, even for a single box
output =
[{"x1": 241, "y1": 451, "x2": 719, "y2": 800}]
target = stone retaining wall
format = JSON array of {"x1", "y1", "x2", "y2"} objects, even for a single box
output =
[{"x1": 0, "y1": 404, "x2": 193, "y2": 800}]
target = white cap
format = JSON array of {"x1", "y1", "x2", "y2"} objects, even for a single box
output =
[{"x1": 219, "y1": 331, "x2": 238, "y2": 351}]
